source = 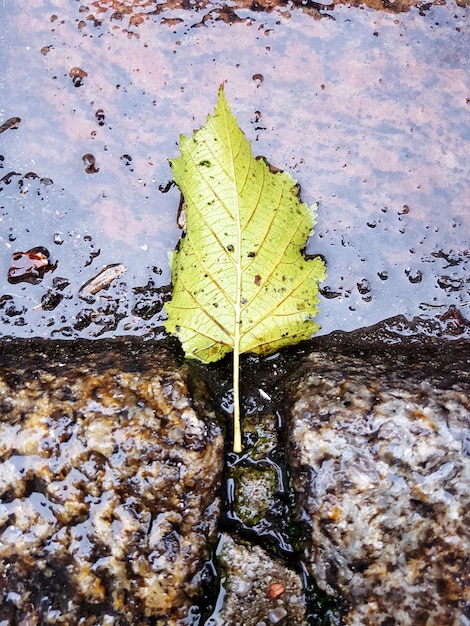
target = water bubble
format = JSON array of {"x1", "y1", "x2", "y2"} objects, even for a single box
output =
[
  {"x1": 377, "y1": 271, "x2": 388, "y2": 281},
  {"x1": 252, "y1": 73, "x2": 264, "y2": 88}
]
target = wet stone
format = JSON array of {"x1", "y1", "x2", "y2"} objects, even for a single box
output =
[
  {"x1": 210, "y1": 533, "x2": 306, "y2": 625},
  {"x1": 287, "y1": 345, "x2": 470, "y2": 626},
  {"x1": 0, "y1": 338, "x2": 224, "y2": 625}
]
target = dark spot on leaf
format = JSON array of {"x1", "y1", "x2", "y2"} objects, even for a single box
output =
[
  {"x1": 254, "y1": 275, "x2": 261, "y2": 286},
  {"x1": 199, "y1": 160, "x2": 211, "y2": 167},
  {"x1": 247, "y1": 251, "x2": 256, "y2": 258},
  {"x1": 227, "y1": 245, "x2": 234, "y2": 252}
]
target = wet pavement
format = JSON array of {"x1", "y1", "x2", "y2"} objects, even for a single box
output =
[{"x1": 1, "y1": 0, "x2": 468, "y2": 340}]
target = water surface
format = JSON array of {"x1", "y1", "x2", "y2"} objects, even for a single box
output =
[{"x1": 1, "y1": 0, "x2": 468, "y2": 339}]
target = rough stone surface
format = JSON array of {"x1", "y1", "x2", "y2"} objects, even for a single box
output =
[
  {"x1": 0, "y1": 339, "x2": 224, "y2": 625},
  {"x1": 288, "y1": 344, "x2": 470, "y2": 626},
  {"x1": 208, "y1": 533, "x2": 306, "y2": 625}
]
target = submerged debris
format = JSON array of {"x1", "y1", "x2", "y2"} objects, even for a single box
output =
[
  {"x1": 0, "y1": 117, "x2": 21, "y2": 134},
  {"x1": 78, "y1": 263, "x2": 127, "y2": 300}
]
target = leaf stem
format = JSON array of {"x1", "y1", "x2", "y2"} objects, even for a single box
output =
[{"x1": 232, "y1": 345, "x2": 242, "y2": 453}]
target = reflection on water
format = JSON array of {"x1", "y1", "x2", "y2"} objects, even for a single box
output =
[{"x1": 0, "y1": 0, "x2": 468, "y2": 340}]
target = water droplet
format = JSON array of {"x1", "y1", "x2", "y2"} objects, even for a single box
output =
[
  {"x1": 356, "y1": 278, "x2": 371, "y2": 295},
  {"x1": 53, "y1": 233, "x2": 64, "y2": 245},
  {"x1": 7, "y1": 246, "x2": 57, "y2": 285},
  {"x1": 82, "y1": 153, "x2": 99, "y2": 174},
  {"x1": 437, "y1": 275, "x2": 463, "y2": 292},
  {"x1": 120, "y1": 154, "x2": 133, "y2": 171},
  {"x1": 69, "y1": 66, "x2": 88, "y2": 87},
  {"x1": 95, "y1": 109, "x2": 105, "y2": 126},
  {"x1": 377, "y1": 271, "x2": 388, "y2": 281},
  {"x1": 405, "y1": 268, "x2": 422, "y2": 284},
  {"x1": 320, "y1": 286, "x2": 341, "y2": 299},
  {"x1": 252, "y1": 73, "x2": 264, "y2": 87}
]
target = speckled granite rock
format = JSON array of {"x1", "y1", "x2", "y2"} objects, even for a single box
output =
[
  {"x1": 288, "y1": 345, "x2": 470, "y2": 626},
  {"x1": 208, "y1": 533, "x2": 306, "y2": 625},
  {"x1": 0, "y1": 339, "x2": 224, "y2": 625}
]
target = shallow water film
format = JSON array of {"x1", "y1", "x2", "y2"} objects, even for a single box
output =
[{"x1": 0, "y1": 0, "x2": 468, "y2": 339}]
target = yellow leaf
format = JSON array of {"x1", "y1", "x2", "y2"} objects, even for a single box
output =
[{"x1": 165, "y1": 86, "x2": 326, "y2": 451}]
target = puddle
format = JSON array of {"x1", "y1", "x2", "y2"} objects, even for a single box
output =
[{"x1": 1, "y1": 1, "x2": 469, "y2": 341}]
